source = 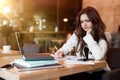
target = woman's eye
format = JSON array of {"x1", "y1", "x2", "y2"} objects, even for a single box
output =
[
  {"x1": 85, "y1": 19, "x2": 90, "y2": 22},
  {"x1": 80, "y1": 19, "x2": 90, "y2": 23}
]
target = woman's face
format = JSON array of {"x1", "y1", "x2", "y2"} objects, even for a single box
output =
[{"x1": 80, "y1": 14, "x2": 93, "y2": 32}]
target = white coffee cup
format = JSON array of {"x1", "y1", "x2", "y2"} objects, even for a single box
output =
[{"x1": 3, "y1": 45, "x2": 11, "y2": 53}]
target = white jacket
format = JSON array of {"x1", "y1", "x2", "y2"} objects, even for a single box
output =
[{"x1": 59, "y1": 33, "x2": 108, "y2": 60}]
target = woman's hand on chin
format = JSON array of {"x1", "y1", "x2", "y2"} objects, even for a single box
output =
[{"x1": 86, "y1": 29, "x2": 92, "y2": 35}]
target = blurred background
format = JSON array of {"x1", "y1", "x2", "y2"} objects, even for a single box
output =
[
  {"x1": 0, "y1": 0, "x2": 82, "y2": 31},
  {"x1": 0, "y1": 0, "x2": 82, "y2": 52}
]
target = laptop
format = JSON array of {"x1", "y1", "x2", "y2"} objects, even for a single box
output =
[{"x1": 15, "y1": 32, "x2": 55, "y2": 61}]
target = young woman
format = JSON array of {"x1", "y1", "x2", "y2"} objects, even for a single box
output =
[
  {"x1": 53, "y1": 6, "x2": 108, "y2": 60},
  {"x1": 53, "y1": 6, "x2": 109, "y2": 80}
]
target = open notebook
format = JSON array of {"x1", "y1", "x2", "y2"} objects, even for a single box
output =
[{"x1": 15, "y1": 32, "x2": 54, "y2": 61}]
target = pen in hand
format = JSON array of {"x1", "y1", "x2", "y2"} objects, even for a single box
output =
[
  {"x1": 50, "y1": 46, "x2": 58, "y2": 57},
  {"x1": 54, "y1": 46, "x2": 59, "y2": 51}
]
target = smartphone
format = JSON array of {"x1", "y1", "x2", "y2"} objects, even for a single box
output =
[{"x1": 0, "y1": 64, "x2": 13, "y2": 69}]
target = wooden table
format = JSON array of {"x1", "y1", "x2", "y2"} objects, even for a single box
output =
[{"x1": 0, "y1": 55, "x2": 106, "y2": 80}]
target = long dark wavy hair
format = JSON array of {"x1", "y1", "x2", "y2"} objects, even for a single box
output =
[{"x1": 75, "y1": 6, "x2": 108, "y2": 55}]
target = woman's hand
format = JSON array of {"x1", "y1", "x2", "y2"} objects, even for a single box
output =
[
  {"x1": 52, "y1": 51, "x2": 65, "y2": 59},
  {"x1": 86, "y1": 29, "x2": 92, "y2": 35}
]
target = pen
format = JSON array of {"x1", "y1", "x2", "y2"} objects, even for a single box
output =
[{"x1": 54, "y1": 46, "x2": 58, "y2": 51}]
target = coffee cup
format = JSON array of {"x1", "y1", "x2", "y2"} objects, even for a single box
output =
[{"x1": 2, "y1": 45, "x2": 11, "y2": 53}]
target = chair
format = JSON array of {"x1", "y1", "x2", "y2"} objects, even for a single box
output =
[
  {"x1": 102, "y1": 48, "x2": 120, "y2": 80},
  {"x1": 22, "y1": 43, "x2": 40, "y2": 53}
]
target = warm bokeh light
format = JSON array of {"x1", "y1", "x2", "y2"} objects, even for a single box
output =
[
  {"x1": 63, "y1": 18, "x2": 68, "y2": 22},
  {"x1": 0, "y1": 0, "x2": 16, "y2": 16},
  {"x1": 0, "y1": 0, "x2": 10, "y2": 12},
  {"x1": 3, "y1": 6, "x2": 10, "y2": 13}
]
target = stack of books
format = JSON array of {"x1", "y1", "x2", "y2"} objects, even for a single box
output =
[{"x1": 13, "y1": 59, "x2": 63, "y2": 71}]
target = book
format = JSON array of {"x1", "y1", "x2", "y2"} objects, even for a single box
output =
[
  {"x1": 13, "y1": 59, "x2": 60, "y2": 68},
  {"x1": 13, "y1": 63, "x2": 63, "y2": 72}
]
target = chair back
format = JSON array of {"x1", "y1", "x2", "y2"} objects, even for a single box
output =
[{"x1": 106, "y1": 48, "x2": 120, "y2": 70}]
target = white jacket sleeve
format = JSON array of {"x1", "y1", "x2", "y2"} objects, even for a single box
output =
[
  {"x1": 83, "y1": 34, "x2": 108, "y2": 60},
  {"x1": 59, "y1": 33, "x2": 78, "y2": 55}
]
